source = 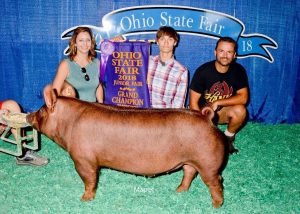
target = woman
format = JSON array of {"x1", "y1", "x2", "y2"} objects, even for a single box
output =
[{"x1": 52, "y1": 27, "x2": 104, "y2": 103}]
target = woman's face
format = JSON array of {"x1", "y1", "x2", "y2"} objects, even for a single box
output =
[{"x1": 75, "y1": 32, "x2": 92, "y2": 54}]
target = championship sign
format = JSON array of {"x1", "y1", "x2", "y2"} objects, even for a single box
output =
[
  {"x1": 100, "y1": 41, "x2": 150, "y2": 108},
  {"x1": 62, "y1": 5, "x2": 278, "y2": 63}
]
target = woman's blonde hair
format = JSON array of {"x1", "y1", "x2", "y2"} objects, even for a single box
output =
[{"x1": 68, "y1": 27, "x2": 96, "y2": 61}]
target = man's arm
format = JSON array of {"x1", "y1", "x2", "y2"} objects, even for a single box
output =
[
  {"x1": 211, "y1": 87, "x2": 248, "y2": 111},
  {"x1": 189, "y1": 89, "x2": 202, "y2": 110}
]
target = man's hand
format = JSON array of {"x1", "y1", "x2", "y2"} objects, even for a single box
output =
[{"x1": 211, "y1": 100, "x2": 225, "y2": 112}]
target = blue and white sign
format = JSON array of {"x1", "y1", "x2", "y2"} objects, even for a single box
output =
[{"x1": 62, "y1": 5, "x2": 278, "y2": 62}]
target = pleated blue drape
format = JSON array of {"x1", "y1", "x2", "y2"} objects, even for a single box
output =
[{"x1": 0, "y1": 0, "x2": 299, "y2": 124}]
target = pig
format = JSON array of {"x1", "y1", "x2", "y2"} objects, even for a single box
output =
[{"x1": 26, "y1": 85, "x2": 228, "y2": 208}]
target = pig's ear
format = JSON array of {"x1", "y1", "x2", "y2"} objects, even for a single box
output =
[
  {"x1": 201, "y1": 106, "x2": 215, "y2": 121},
  {"x1": 43, "y1": 84, "x2": 57, "y2": 111}
]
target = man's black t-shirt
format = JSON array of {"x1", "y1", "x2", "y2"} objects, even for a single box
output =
[{"x1": 190, "y1": 60, "x2": 249, "y2": 107}]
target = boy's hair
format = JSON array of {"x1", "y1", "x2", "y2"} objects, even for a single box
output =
[{"x1": 156, "y1": 26, "x2": 179, "y2": 43}]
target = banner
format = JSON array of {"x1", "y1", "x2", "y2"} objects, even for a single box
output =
[
  {"x1": 62, "y1": 5, "x2": 278, "y2": 62},
  {"x1": 100, "y1": 41, "x2": 151, "y2": 108}
]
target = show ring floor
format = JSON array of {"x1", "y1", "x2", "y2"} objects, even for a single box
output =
[{"x1": 0, "y1": 122, "x2": 299, "y2": 213}]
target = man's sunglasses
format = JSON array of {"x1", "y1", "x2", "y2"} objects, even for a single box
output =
[{"x1": 81, "y1": 67, "x2": 90, "y2": 81}]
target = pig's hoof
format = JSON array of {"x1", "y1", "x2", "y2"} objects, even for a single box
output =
[
  {"x1": 176, "y1": 185, "x2": 189, "y2": 192},
  {"x1": 81, "y1": 193, "x2": 95, "y2": 201},
  {"x1": 212, "y1": 199, "x2": 223, "y2": 208}
]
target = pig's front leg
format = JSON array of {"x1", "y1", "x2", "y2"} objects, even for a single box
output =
[
  {"x1": 176, "y1": 165, "x2": 197, "y2": 192},
  {"x1": 73, "y1": 159, "x2": 99, "y2": 201}
]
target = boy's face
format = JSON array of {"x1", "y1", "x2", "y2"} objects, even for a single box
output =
[{"x1": 157, "y1": 34, "x2": 177, "y2": 54}]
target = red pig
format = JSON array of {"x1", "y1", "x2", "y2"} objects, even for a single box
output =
[{"x1": 26, "y1": 85, "x2": 227, "y2": 208}]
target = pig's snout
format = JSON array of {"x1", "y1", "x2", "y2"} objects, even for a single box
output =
[
  {"x1": 26, "y1": 112, "x2": 38, "y2": 130},
  {"x1": 26, "y1": 113, "x2": 33, "y2": 124}
]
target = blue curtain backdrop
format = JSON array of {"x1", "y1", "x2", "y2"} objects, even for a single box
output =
[{"x1": 0, "y1": 0, "x2": 299, "y2": 124}]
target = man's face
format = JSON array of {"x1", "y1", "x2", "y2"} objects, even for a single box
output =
[
  {"x1": 214, "y1": 41, "x2": 236, "y2": 66},
  {"x1": 157, "y1": 35, "x2": 177, "y2": 54}
]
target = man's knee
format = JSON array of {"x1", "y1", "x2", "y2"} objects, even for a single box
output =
[
  {"x1": 230, "y1": 105, "x2": 247, "y2": 121},
  {"x1": 2, "y1": 100, "x2": 21, "y2": 113}
]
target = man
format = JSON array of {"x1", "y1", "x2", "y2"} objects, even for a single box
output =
[
  {"x1": 0, "y1": 99, "x2": 49, "y2": 166},
  {"x1": 189, "y1": 37, "x2": 249, "y2": 154},
  {"x1": 148, "y1": 26, "x2": 188, "y2": 108}
]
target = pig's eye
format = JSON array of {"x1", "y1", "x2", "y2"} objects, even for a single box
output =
[
  {"x1": 39, "y1": 108, "x2": 46, "y2": 117},
  {"x1": 39, "y1": 108, "x2": 44, "y2": 115}
]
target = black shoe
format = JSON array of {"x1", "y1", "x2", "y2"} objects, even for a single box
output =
[{"x1": 226, "y1": 135, "x2": 239, "y2": 155}]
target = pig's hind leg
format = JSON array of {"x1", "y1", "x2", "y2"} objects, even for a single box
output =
[
  {"x1": 178, "y1": 163, "x2": 224, "y2": 208},
  {"x1": 73, "y1": 160, "x2": 99, "y2": 201},
  {"x1": 199, "y1": 169, "x2": 223, "y2": 208},
  {"x1": 176, "y1": 164, "x2": 197, "y2": 192}
]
